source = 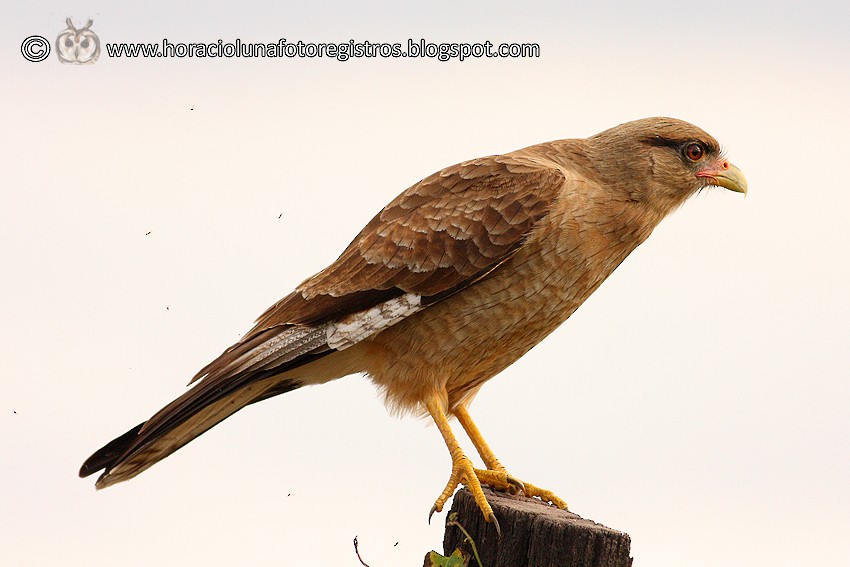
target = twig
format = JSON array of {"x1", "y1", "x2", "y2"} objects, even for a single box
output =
[
  {"x1": 353, "y1": 536, "x2": 370, "y2": 567},
  {"x1": 446, "y1": 513, "x2": 483, "y2": 567}
]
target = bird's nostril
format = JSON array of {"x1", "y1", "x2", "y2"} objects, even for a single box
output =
[{"x1": 721, "y1": 161, "x2": 729, "y2": 170}]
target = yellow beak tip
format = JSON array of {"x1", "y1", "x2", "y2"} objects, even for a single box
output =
[{"x1": 714, "y1": 163, "x2": 748, "y2": 195}]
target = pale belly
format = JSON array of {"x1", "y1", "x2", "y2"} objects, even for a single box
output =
[{"x1": 360, "y1": 224, "x2": 641, "y2": 414}]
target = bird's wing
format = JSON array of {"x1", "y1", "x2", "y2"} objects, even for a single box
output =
[
  {"x1": 191, "y1": 153, "x2": 567, "y2": 384},
  {"x1": 260, "y1": 154, "x2": 565, "y2": 325},
  {"x1": 81, "y1": 153, "x2": 567, "y2": 487}
]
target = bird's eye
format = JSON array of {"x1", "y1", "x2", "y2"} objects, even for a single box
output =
[{"x1": 684, "y1": 143, "x2": 705, "y2": 161}]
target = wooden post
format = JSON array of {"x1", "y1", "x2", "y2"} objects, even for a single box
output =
[{"x1": 437, "y1": 487, "x2": 632, "y2": 567}]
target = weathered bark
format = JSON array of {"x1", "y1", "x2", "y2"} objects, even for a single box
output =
[{"x1": 439, "y1": 487, "x2": 632, "y2": 567}]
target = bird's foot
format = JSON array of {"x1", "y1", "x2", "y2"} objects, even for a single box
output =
[
  {"x1": 430, "y1": 453, "x2": 499, "y2": 531},
  {"x1": 516, "y1": 480, "x2": 568, "y2": 509},
  {"x1": 450, "y1": 405, "x2": 568, "y2": 510},
  {"x1": 475, "y1": 468, "x2": 568, "y2": 510},
  {"x1": 429, "y1": 460, "x2": 567, "y2": 536},
  {"x1": 473, "y1": 467, "x2": 525, "y2": 495}
]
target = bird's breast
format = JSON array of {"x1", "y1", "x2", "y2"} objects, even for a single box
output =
[{"x1": 361, "y1": 201, "x2": 655, "y2": 413}]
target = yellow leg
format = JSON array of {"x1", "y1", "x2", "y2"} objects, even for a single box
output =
[
  {"x1": 455, "y1": 405, "x2": 509, "y2": 471},
  {"x1": 425, "y1": 396, "x2": 498, "y2": 529},
  {"x1": 455, "y1": 405, "x2": 568, "y2": 510}
]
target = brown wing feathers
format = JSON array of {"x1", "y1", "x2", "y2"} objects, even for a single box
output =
[
  {"x1": 253, "y1": 158, "x2": 564, "y2": 329},
  {"x1": 80, "y1": 154, "x2": 566, "y2": 487}
]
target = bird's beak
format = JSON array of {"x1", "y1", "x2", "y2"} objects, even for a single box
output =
[{"x1": 698, "y1": 161, "x2": 748, "y2": 195}]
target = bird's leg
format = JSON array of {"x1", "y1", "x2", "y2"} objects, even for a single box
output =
[
  {"x1": 454, "y1": 405, "x2": 522, "y2": 493},
  {"x1": 425, "y1": 396, "x2": 498, "y2": 529},
  {"x1": 455, "y1": 405, "x2": 568, "y2": 510}
]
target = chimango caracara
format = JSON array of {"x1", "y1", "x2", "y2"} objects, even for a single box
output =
[{"x1": 81, "y1": 117, "x2": 746, "y2": 529}]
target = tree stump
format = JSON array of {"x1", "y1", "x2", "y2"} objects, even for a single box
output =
[{"x1": 439, "y1": 487, "x2": 632, "y2": 567}]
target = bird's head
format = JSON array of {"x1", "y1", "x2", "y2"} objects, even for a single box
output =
[{"x1": 588, "y1": 117, "x2": 747, "y2": 215}]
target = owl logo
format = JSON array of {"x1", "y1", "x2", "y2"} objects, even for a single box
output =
[{"x1": 56, "y1": 18, "x2": 101, "y2": 65}]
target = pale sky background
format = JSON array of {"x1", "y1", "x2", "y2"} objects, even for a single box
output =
[{"x1": 2, "y1": 2, "x2": 849, "y2": 566}]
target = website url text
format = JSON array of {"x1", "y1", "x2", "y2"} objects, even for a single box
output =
[{"x1": 104, "y1": 38, "x2": 541, "y2": 62}]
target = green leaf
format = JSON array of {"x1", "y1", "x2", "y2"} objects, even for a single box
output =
[{"x1": 427, "y1": 549, "x2": 468, "y2": 567}]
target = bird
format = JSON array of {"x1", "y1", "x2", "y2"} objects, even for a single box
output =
[{"x1": 80, "y1": 117, "x2": 746, "y2": 530}]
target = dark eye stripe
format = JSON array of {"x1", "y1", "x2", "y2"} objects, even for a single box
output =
[
  {"x1": 642, "y1": 136, "x2": 718, "y2": 157},
  {"x1": 642, "y1": 136, "x2": 681, "y2": 149}
]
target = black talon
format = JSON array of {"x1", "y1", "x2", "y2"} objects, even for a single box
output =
[
  {"x1": 505, "y1": 475, "x2": 525, "y2": 495},
  {"x1": 428, "y1": 504, "x2": 438, "y2": 524},
  {"x1": 488, "y1": 512, "x2": 502, "y2": 538}
]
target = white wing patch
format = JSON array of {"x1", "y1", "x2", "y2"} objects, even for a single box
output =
[
  {"x1": 192, "y1": 325, "x2": 329, "y2": 384},
  {"x1": 238, "y1": 326, "x2": 328, "y2": 373},
  {"x1": 327, "y1": 293, "x2": 422, "y2": 350}
]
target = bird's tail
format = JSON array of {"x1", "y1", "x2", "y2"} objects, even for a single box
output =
[{"x1": 79, "y1": 324, "x2": 344, "y2": 488}]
